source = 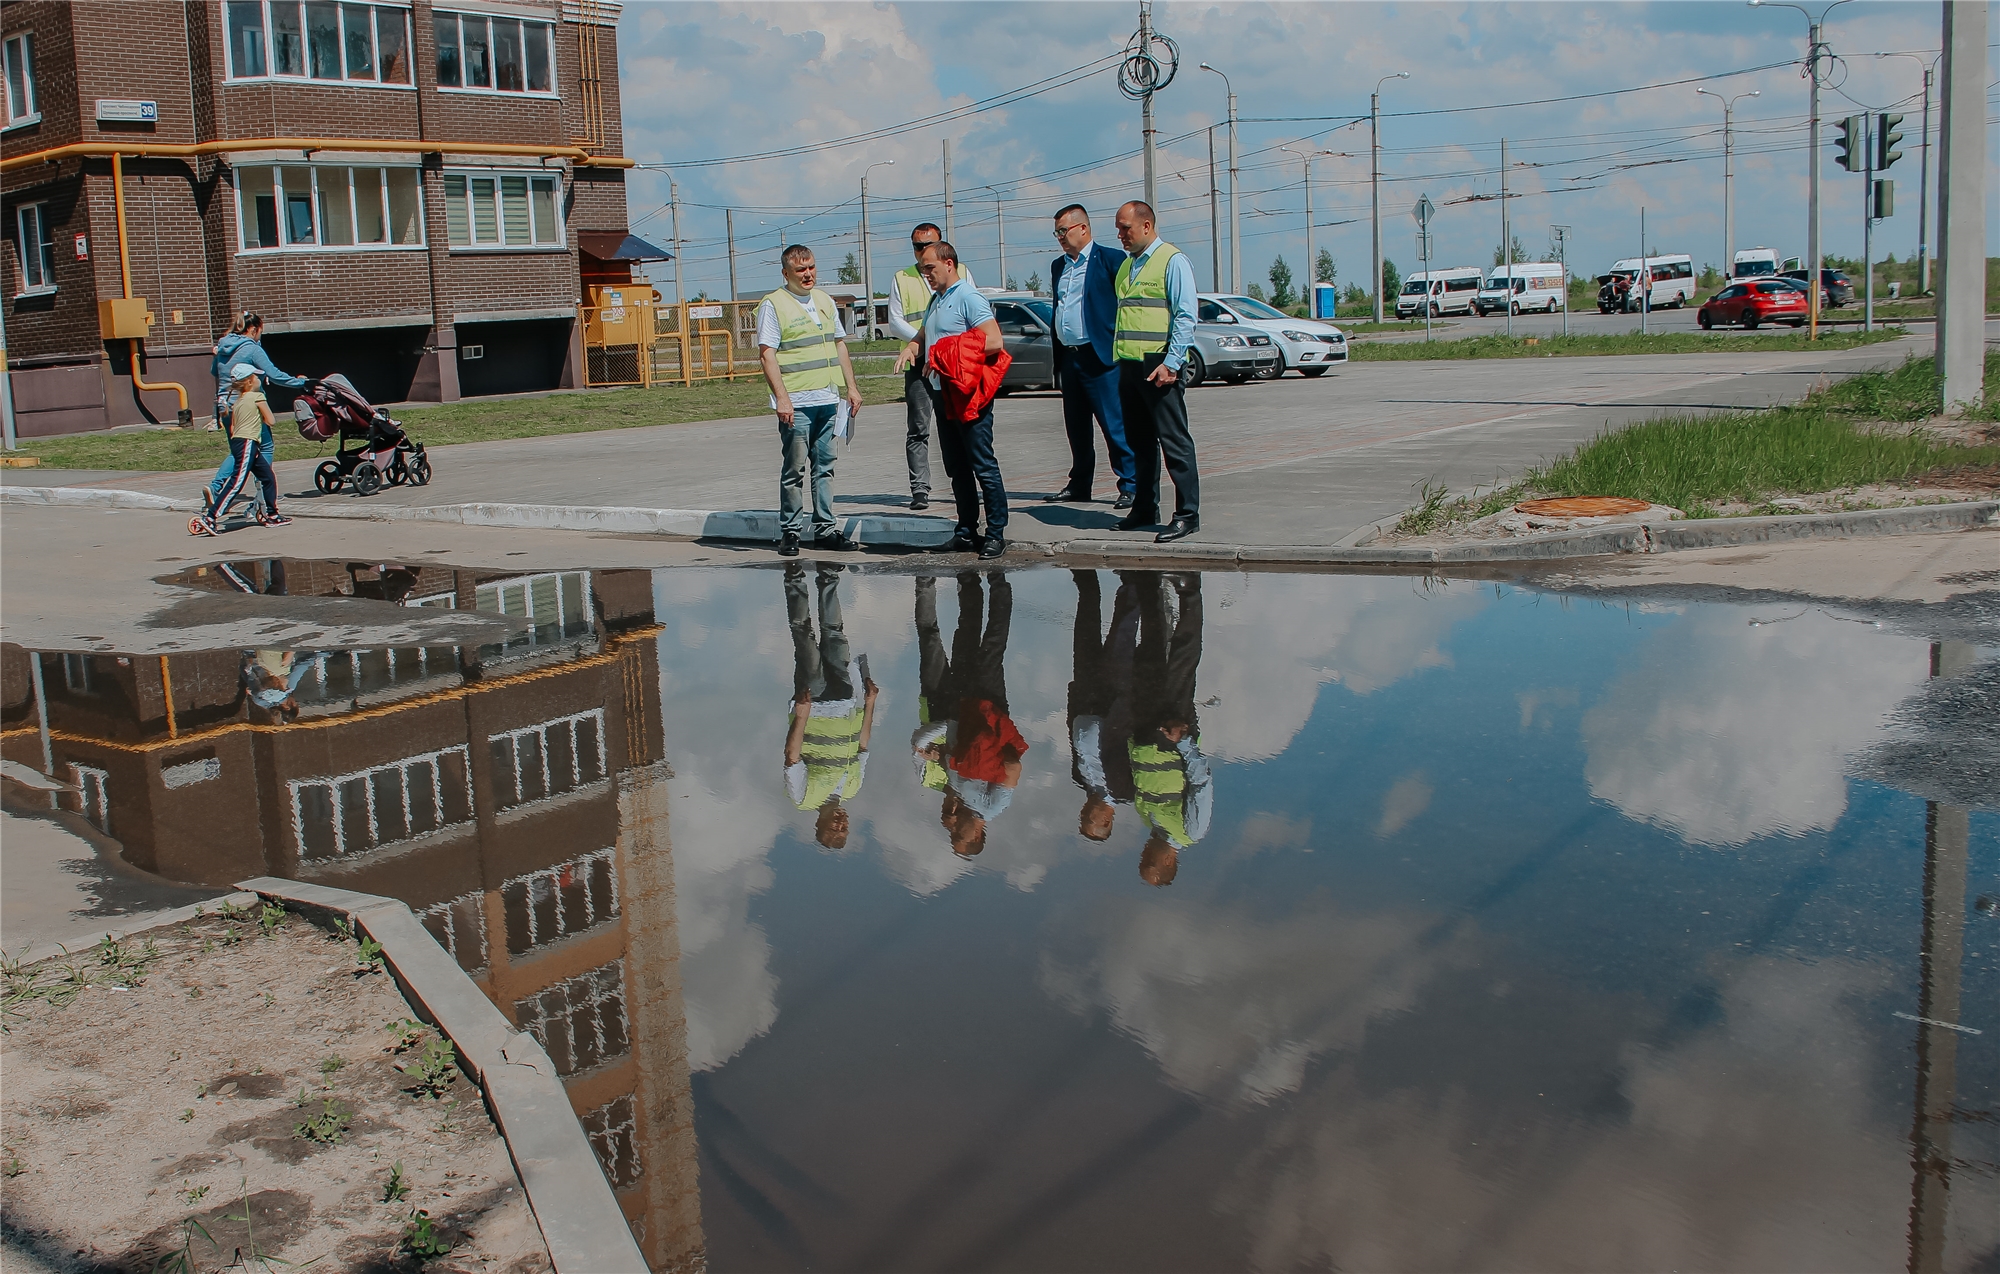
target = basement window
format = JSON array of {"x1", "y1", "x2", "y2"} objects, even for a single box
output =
[
  {"x1": 236, "y1": 165, "x2": 424, "y2": 253},
  {"x1": 14, "y1": 200, "x2": 54, "y2": 293},
  {"x1": 225, "y1": 0, "x2": 412, "y2": 85}
]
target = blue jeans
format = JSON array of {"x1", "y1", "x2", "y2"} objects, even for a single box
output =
[
  {"x1": 931, "y1": 389, "x2": 1007, "y2": 537},
  {"x1": 1058, "y1": 344, "x2": 1133, "y2": 495},
  {"x1": 209, "y1": 424, "x2": 275, "y2": 505},
  {"x1": 779, "y1": 403, "x2": 840, "y2": 538}
]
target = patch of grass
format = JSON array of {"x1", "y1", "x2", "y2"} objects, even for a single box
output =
[
  {"x1": 401, "y1": 1208, "x2": 454, "y2": 1261},
  {"x1": 397, "y1": 1038, "x2": 460, "y2": 1099},
  {"x1": 384, "y1": 1017, "x2": 426, "y2": 1053},
  {"x1": 1349, "y1": 328, "x2": 1906, "y2": 361},
  {"x1": 258, "y1": 903, "x2": 286, "y2": 938},
  {"x1": 319, "y1": 1055, "x2": 345, "y2": 1079},
  {"x1": 3, "y1": 938, "x2": 162, "y2": 1027},
  {"x1": 294, "y1": 1096, "x2": 351, "y2": 1145}
]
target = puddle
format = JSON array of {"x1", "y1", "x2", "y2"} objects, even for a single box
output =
[{"x1": 3, "y1": 559, "x2": 1996, "y2": 1272}]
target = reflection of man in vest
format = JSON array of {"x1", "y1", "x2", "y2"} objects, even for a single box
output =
[
  {"x1": 783, "y1": 563, "x2": 878, "y2": 848},
  {"x1": 1126, "y1": 572, "x2": 1211, "y2": 885},
  {"x1": 886, "y1": 222, "x2": 975, "y2": 512},
  {"x1": 910, "y1": 576, "x2": 953, "y2": 797},
  {"x1": 1068, "y1": 569, "x2": 1139, "y2": 841},
  {"x1": 912, "y1": 573, "x2": 1026, "y2": 858}
]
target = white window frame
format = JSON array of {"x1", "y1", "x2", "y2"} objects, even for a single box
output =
[
  {"x1": 221, "y1": 0, "x2": 415, "y2": 87},
  {"x1": 3, "y1": 32, "x2": 38, "y2": 127},
  {"x1": 488, "y1": 707, "x2": 608, "y2": 812},
  {"x1": 421, "y1": 890, "x2": 489, "y2": 973},
  {"x1": 289, "y1": 743, "x2": 473, "y2": 859},
  {"x1": 433, "y1": 9, "x2": 558, "y2": 98},
  {"x1": 14, "y1": 199, "x2": 54, "y2": 294},
  {"x1": 234, "y1": 164, "x2": 427, "y2": 255},
  {"x1": 502, "y1": 845, "x2": 619, "y2": 955},
  {"x1": 70, "y1": 763, "x2": 111, "y2": 833},
  {"x1": 440, "y1": 170, "x2": 565, "y2": 251},
  {"x1": 513, "y1": 959, "x2": 629, "y2": 1077}
]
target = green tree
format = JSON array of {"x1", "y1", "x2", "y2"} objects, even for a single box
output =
[
  {"x1": 1247, "y1": 282, "x2": 1268, "y2": 302},
  {"x1": 1381, "y1": 257, "x2": 1401, "y2": 301},
  {"x1": 1341, "y1": 283, "x2": 1367, "y2": 306},
  {"x1": 1006, "y1": 274, "x2": 1019, "y2": 291},
  {"x1": 1315, "y1": 249, "x2": 1336, "y2": 285},
  {"x1": 1024, "y1": 270, "x2": 1042, "y2": 294},
  {"x1": 1268, "y1": 255, "x2": 1295, "y2": 308},
  {"x1": 1492, "y1": 235, "x2": 1530, "y2": 266},
  {"x1": 837, "y1": 252, "x2": 862, "y2": 284}
]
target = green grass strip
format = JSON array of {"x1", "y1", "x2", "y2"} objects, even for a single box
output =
[{"x1": 1349, "y1": 328, "x2": 1906, "y2": 361}]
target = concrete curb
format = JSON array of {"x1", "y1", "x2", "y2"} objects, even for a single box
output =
[
  {"x1": 5, "y1": 484, "x2": 1992, "y2": 564},
  {"x1": 236, "y1": 876, "x2": 647, "y2": 1274},
  {"x1": 6, "y1": 890, "x2": 259, "y2": 970}
]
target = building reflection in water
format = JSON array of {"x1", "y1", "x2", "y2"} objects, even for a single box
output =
[{"x1": 0, "y1": 559, "x2": 703, "y2": 1273}]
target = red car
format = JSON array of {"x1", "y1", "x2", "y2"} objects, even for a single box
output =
[{"x1": 1698, "y1": 279, "x2": 1808, "y2": 329}]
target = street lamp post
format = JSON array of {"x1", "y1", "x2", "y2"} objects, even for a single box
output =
[
  {"x1": 1876, "y1": 51, "x2": 1939, "y2": 295},
  {"x1": 1281, "y1": 145, "x2": 1338, "y2": 315},
  {"x1": 1200, "y1": 63, "x2": 1240, "y2": 292},
  {"x1": 1696, "y1": 87, "x2": 1760, "y2": 279},
  {"x1": 1371, "y1": 71, "x2": 1410, "y2": 324},
  {"x1": 860, "y1": 159, "x2": 894, "y2": 341},
  {"x1": 1751, "y1": 0, "x2": 1855, "y2": 340}
]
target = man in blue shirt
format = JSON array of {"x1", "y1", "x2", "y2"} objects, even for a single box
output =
[
  {"x1": 1047, "y1": 205, "x2": 1134, "y2": 509},
  {"x1": 1113, "y1": 201, "x2": 1202, "y2": 543},
  {"x1": 893, "y1": 241, "x2": 1009, "y2": 559}
]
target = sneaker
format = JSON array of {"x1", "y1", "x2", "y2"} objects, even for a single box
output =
[
  {"x1": 778, "y1": 531, "x2": 801, "y2": 558},
  {"x1": 814, "y1": 531, "x2": 860, "y2": 552},
  {"x1": 947, "y1": 531, "x2": 983, "y2": 554},
  {"x1": 258, "y1": 512, "x2": 294, "y2": 527},
  {"x1": 909, "y1": 492, "x2": 930, "y2": 512}
]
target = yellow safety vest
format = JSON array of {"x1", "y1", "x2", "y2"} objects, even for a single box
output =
[
  {"x1": 916, "y1": 697, "x2": 949, "y2": 792},
  {"x1": 792, "y1": 703, "x2": 865, "y2": 810},
  {"x1": 1113, "y1": 242, "x2": 1182, "y2": 362},
  {"x1": 1128, "y1": 737, "x2": 1193, "y2": 847},
  {"x1": 765, "y1": 287, "x2": 847, "y2": 396},
  {"x1": 894, "y1": 262, "x2": 973, "y2": 328}
]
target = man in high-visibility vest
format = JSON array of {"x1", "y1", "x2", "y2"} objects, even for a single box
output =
[
  {"x1": 886, "y1": 223, "x2": 975, "y2": 512},
  {"x1": 757, "y1": 244, "x2": 864, "y2": 558},
  {"x1": 1125, "y1": 572, "x2": 1210, "y2": 885},
  {"x1": 783, "y1": 562, "x2": 878, "y2": 849},
  {"x1": 1111, "y1": 201, "x2": 1202, "y2": 544}
]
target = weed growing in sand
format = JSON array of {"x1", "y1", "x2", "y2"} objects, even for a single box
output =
[
  {"x1": 385, "y1": 1018, "x2": 426, "y2": 1052},
  {"x1": 397, "y1": 1039, "x2": 460, "y2": 1099},
  {"x1": 383, "y1": 1161, "x2": 411, "y2": 1203},
  {"x1": 179, "y1": 1108, "x2": 195, "y2": 1123},
  {"x1": 180, "y1": 1182, "x2": 210, "y2": 1204},
  {"x1": 355, "y1": 937, "x2": 386, "y2": 973},
  {"x1": 3, "y1": 1158, "x2": 23, "y2": 1177},
  {"x1": 294, "y1": 1097, "x2": 352, "y2": 1145},
  {"x1": 330, "y1": 917, "x2": 354, "y2": 943},
  {"x1": 258, "y1": 903, "x2": 287, "y2": 938},
  {"x1": 153, "y1": 1215, "x2": 220, "y2": 1274},
  {"x1": 401, "y1": 1208, "x2": 454, "y2": 1260},
  {"x1": 3, "y1": 938, "x2": 162, "y2": 1027},
  {"x1": 319, "y1": 1055, "x2": 346, "y2": 1079}
]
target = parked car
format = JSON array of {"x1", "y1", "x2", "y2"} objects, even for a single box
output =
[
  {"x1": 1697, "y1": 279, "x2": 1808, "y2": 329},
  {"x1": 1179, "y1": 321, "x2": 1280, "y2": 387},
  {"x1": 1395, "y1": 267, "x2": 1484, "y2": 319},
  {"x1": 1475, "y1": 263, "x2": 1567, "y2": 316},
  {"x1": 1778, "y1": 267, "x2": 1854, "y2": 308},
  {"x1": 1197, "y1": 295, "x2": 1348, "y2": 377},
  {"x1": 989, "y1": 296, "x2": 1057, "y2": 392}
]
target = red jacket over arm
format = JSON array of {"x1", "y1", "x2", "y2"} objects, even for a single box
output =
[{"x1": 928, "y1": 330, "x2": 1011, "y2": 423}]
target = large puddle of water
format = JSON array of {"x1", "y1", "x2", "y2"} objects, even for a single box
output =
[{"x1": 4, "y1": 559, "x2": 1995, "y2": 1271}]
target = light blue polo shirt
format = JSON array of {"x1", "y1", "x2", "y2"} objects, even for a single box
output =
[{"x1": 922, "y1": 278, "x2": 995, "y2": 390}]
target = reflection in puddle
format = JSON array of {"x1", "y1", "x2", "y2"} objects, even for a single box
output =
[{"x1": 2, "y1": 560, "x2": 1994, "y2": 1272}]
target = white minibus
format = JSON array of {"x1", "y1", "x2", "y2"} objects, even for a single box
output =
[
  {"x1": 1597, "y1": 254, "x2": 1696, "y2": 312},
  {"x1": 1731, "y1": 247, "x2": 1781, "y2": 279},
  {"x1": 1475, "y1": 263, "x2": 1567, "y2": 316},
  {"x1": 1394, "y1": 266, "x2": 1485, "y2": 318}
]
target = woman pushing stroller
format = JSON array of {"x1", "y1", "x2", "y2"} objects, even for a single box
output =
[
  {"x1": 205, "y1": 311, "x2": 307, "y2": 518},
  {"x1": 192, "y1": 364, "x2": 292, "y2": 535}
]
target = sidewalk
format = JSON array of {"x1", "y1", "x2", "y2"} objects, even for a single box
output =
[{"x1": 3, "y1": 336, "x2": 1929, "y2": 550}]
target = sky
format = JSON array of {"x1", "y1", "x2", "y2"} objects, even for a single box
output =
[{"x1": 610, "y1": 1, "x2": 1999, "y2": 302}]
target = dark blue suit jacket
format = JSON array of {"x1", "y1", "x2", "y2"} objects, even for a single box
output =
[{"x1": 1050, "y1": 241, "x2": 1127, "y2": 367}]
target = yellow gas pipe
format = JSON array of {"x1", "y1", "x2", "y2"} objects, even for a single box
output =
[{"x1": 111, "y1": 153, "x2": 193, "y2": 427}]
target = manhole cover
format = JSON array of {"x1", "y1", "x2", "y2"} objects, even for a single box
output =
[{"x1": 1513, "y1": 496, "x2": 1651, "y2": 518}]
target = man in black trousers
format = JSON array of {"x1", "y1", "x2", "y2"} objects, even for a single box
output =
[
  {"x1": 1111, "y1": 201, "x2": 1201, "y2": 543},
  {"x1": 1066, "y1": 569, "x2": 1140, "y2": 842},
  {"x1": 1045, "y1": 205, "x2": 1135, "y2": 509}
]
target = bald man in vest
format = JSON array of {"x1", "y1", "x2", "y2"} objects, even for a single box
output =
[
  {"x1": 759, "y1": 244, "x2": 864, "y2": 558},
  {"x1": 1112, "y1": 201, "x2": 1202, "y2": 543},
  {"x1": 887, "y1": 222, "x2": 975, "y2": 511},
  {"x1": 1125, "y1": 572, "x2": 1210, "y2": 885},
  {"x1": 783, "y1": 562, "x2": 879, "y2": 849}
]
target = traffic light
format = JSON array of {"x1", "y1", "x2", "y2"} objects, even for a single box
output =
[
  {"x1": 1873, "y1": 179, "x2": 1894, "y2": 220},
  {"x1": 1833, "y1": 115, "x2": 1864, "y2": 172},
  {"x1": 1875, "y1": 112, "x2": 1904, "y2": 169}
]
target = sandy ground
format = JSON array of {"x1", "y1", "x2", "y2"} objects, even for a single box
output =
[{"x1": 1, "y1": 907, "x2": 549, "y2": 1273}]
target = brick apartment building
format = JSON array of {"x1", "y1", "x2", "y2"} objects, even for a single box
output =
[{"x1": 1, "y1": 0, "x2": 648, "y2": 435}]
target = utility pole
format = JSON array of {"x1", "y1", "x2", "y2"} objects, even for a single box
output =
[
  {"x1": 669, "y1": 176, "x2": 684, "y2": 307},
  {"x1": 996, "y1": 194, "x2": 1006, "y2": 285},
  {"x1": 725, "y1": 209, "x2": 739, "y2": 303},
  {"x1": 1201, "y1": 62, "x2": 1238, "y2": 292},
  {"x1": 1370, "y1": 71, "x2": 1409, "y2": 324},
  {"x1": 1757, "y1": 3, "x2": 1845, "y2": 338},
  {"x1": 1208, "y1": 126, "x2": 1220, "y2": 291},
  {"x1": 942, "y1": 139, "x2": 954, "y2": 242},
  {"x1": 1697, "y1": 87, "x2": 1758, "y2": 281},
  {"x1": 1934, "y1": 0, "x2": 1986, "y2": 412},
  {"x1": 1502, "y1": 137, "x2": 1512, "y2": 338},
  {"x1": 1917, "y1": 59, "x2": 1934, "y2": 294},
  {"x1": 1282, "y1": 145, "x2": 1335, "y2": 314},
  {"x1": 1640, "y1": 205, "x2": 1649, "y2": 335},
  {"x1": 861, "y1": 159, "x2": 893, "y2": 340},
  {"x1": 1138, "y1": 2, "x2": 1156, "y2": 208},
  {"x1": 1551, "y1": 224, "x2": 1571, "y2": 338},
  {"x1": 1862, "y1": 112, "x2": 1874, "y2": 333}
]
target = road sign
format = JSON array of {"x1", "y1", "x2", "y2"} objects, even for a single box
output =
[
  {"x1": 1872, "y1": 179, "x2": 1894, "y2": 219},
  {"x1": 1412, "y1": 196, "x2": 1435, "y2": 225},
  {"x1": 1415, "y1": 231, "x2": 1434, "y2": 260}
]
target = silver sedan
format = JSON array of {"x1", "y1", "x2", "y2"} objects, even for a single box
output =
[{"x1": 1179, "y1": 323, "x2": 1280, "y2": 388}]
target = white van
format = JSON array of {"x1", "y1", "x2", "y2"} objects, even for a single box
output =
[
  {"x1": 1475, "y1": 263, "x2": 1567, "y2": 316},
  {"x1": 1731, "y1": 247, "x2": 1780, "y2": 279},
  {"x1": 1597, "y1": 254, "x2": 1696, "y2": 312},
  {"x1": 1395, "y1": 266, "x2": 1484, "y2": 318}
]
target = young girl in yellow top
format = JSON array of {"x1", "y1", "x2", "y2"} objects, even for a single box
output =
[{"x1": 193, "y1": 364, "x2": 290, "y2": 535}]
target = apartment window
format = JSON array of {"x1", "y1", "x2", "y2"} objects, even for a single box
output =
[
  {"x1": 14, "y1": 200, "x2": 53, "y2": 292},
  {"x1": 3, "y1": 32, "x2": 37, "y2": 125},
  {"x1": 502, "y1": 846, "x2": 619, "y2": 956},
  {"x1": 421, "y1": 891, "x2": 488, "y2": 974},
  {"x1": 434, "y1": 11, "x2": 553, "y2": 94},
  {"x1": 290, "y1": 744, "x2": 473, "y2": 859},
  {"x1": 489, "y1": 708, "x2": 607, "y2": 813},
  {"x1": 236, "y1": 165, "x2": 422, "y2": 252},
  {"x1": 514, "y1": 960, "x2": 628, "y2": 1077},
  {"x1": 225, "y1": 0, "x2": 411, "y2": 84},
  {"x1": 582, "y1": 1095, "x2": 641, "y2": 1189},
  {"x1": 441, "y1": 173, "x2": 562, "y2": 249}
]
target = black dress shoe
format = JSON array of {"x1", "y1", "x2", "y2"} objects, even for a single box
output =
[
  {"x1": 978, "y1": 535, "x2": 1005, "y2": 559},
  {"x1": 1043, "y1": 487, "x2": 1088, "y2": 503},
  {"x1": 1113, "y1": 492, "x2": 1135, "y2": 509},
  {"x1": 910, "y1": 492, "x2": 929, "y2": 511},
  {"x1": 1116, "y1": 512, "x2": 1158, "y2": 532},
  {"x1": 779, "y1": 531, "x2": 801, "y2": 557},
  {"x1": 814, "y1": 531, "x2": 860, "y2": 552},
  {"x1": 1155, "y1": 516, "x2": 1201, "y2": 543},
  {"x1": 947, "y1": 532, "x2": 983, "y2": 553}
]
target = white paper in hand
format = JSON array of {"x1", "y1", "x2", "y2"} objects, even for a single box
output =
[{"x1": 833, "y1": 399, "x2": 853, "y2": 441}]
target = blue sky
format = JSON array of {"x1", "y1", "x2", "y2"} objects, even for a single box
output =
[{"x1": 612, "y1": 2, "x2": 1999, "y2": 299}]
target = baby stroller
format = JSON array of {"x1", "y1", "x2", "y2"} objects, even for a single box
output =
[{"x1": 296, "y1": 374, "x2": 430, "y2": 497}]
